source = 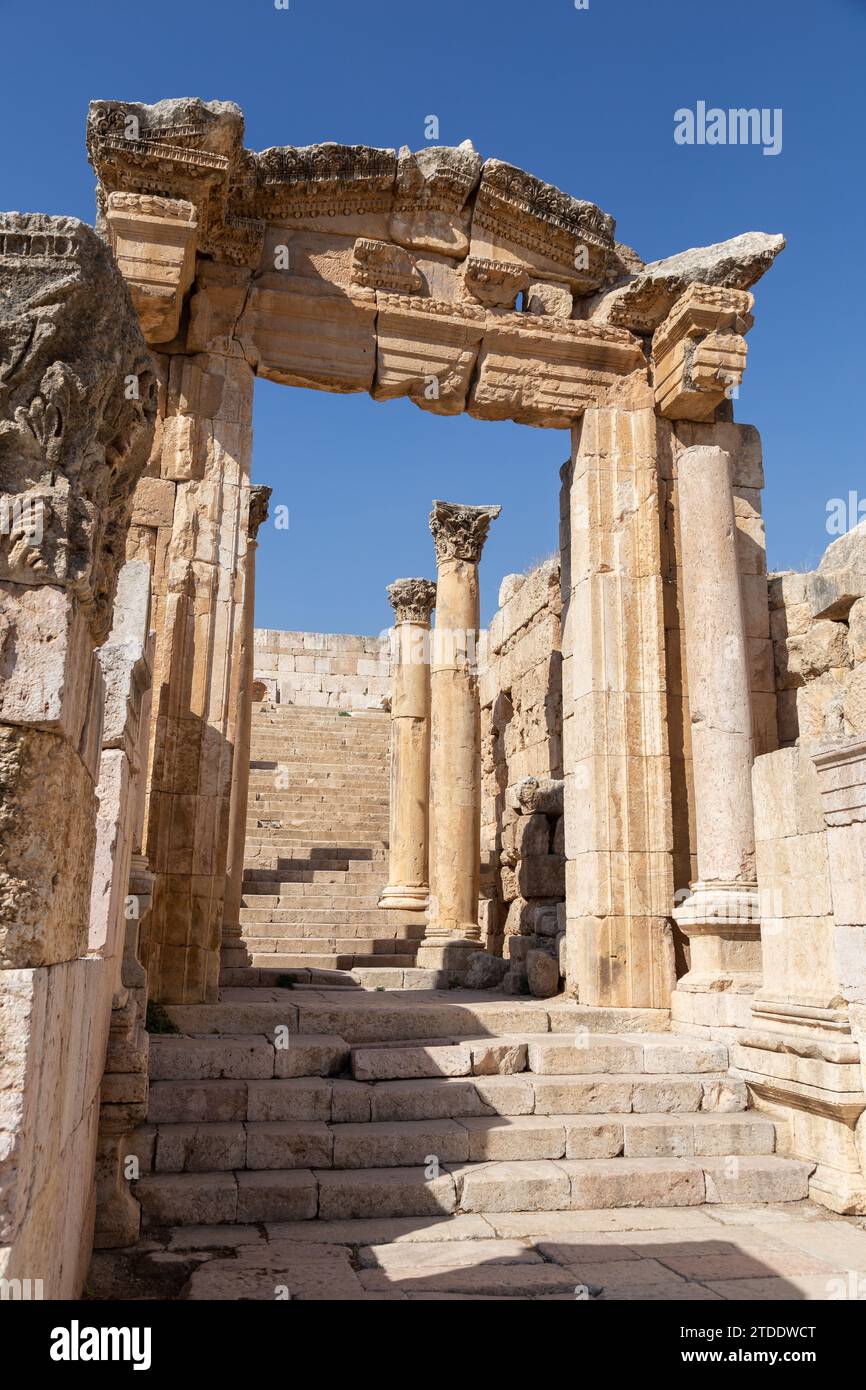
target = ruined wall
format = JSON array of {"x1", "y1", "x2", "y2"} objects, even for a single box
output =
[
  {"x1": 0, "y1": 215, "x2": 155, "y2": 1295},
  {"x1": 478, "y1": 558, "x2": 564, "y2": 968},
  {"x1": 741, "y1": 521, "x2": 866, "y2": 1213},
  {"x1": 252, "y1": 629, "x2": 392, "y2": 711},
  {"x1": 769, "y1": 520, "x2": 866, "y2": 748}
]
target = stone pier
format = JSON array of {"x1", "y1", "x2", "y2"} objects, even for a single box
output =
[
  {"x1": 419, "y1": 501, "x2": 500, "y2": 977},
  {"x1": 379, "y1": 578, "x2": 437, "y2": 914},
  {"x1": 672, "y1": 444, "x2": 761, "y2": 1032}
]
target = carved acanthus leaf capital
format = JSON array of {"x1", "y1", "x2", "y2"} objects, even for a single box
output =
[
  {"x1": 0, "y1": 212, "x2": 156, "y2": 641},
  {"x1": 248, "y1": 484, "x2": 272, "y2": 540},
  {"x1": 386, "y1": 577, "x2": 437, "y2": 624},
  {"x1": 429, "y1": 500, "x2": 501, "y2": 564}
]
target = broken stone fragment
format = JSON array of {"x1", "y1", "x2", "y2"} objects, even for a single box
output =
[
  {"x1": 511, "y1": 776, "x2": 565, "y2": 817},
  {"x1": 527, "y1": 948, "x2": 561, "y2": 999},
  {"x1": 389, "y1": 142, "x2": 483, "y2": 258},
  {"x1": 590, "y1": 231, "x2": 785, "y2": 333}
]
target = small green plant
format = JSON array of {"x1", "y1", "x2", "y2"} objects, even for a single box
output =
[
  {"x1": 338, "y1": 711, "x2": 351, "y2": 718},
  {"x1": 145, "y1": 1001, "x2": 179, "y2": 1034}
]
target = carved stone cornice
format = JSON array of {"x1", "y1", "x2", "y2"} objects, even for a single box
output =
[
  {"x1": 390, "y1": 142, "x2": 483, "y2": 257},
  {"x1": 248, "y1": 484, "x2": 272, "y2": 541},
  {"x1": 470, "y1": 160, "x2": 615, "y2": 291},
  {"x1": 387, "y1": 577, "x2": 437, "y2": 625},
  {"x1": 429, "y1": 500, "x2": 501, "y2": 564},
  {"x1": 0, "y1": 212, "x2": 156, "y2": 641},
  {"x1": 651, "y1": 283, "x2": 754, "y2": 421}
]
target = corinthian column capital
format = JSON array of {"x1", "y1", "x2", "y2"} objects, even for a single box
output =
[
  {"x1": 386, "y1": 577, "x2": 437, "y2": 625},
  {"x1": 429, "y1": 499, "x2": 501, "y2": 564}
]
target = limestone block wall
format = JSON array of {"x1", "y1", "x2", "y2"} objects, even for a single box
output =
[
  {"x1": 479, "y1": 558, "x2": 564, "y2": 953},
  {"x1": 253, "y1": 629, "x2": 392, "y2": 711},
  {"x1": 739, "y1": 523, "x2": 866, "y2": 1212},
  {"x1": 769, "y1": 519, "x2": 866, "y2": 747}
]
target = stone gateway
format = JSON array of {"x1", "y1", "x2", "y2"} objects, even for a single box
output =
[{"x1": 1, "y1": 95, "x2": 866, "y2": 1303}]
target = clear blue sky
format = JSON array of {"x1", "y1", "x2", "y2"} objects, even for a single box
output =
[{"x1": 2, "y1": 0, "x2": 863, "y2": 633}]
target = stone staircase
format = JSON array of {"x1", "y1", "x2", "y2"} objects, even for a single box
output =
[
  {"x1": 222, "y1": 704, "x2": 424, "y2": 978},
  {"x1": 132, "y1": 989, "x2": 812, "y2": 1230}
]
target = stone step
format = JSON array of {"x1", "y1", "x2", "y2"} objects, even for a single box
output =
[
  {"x1": 134, "y1": 1154, "x2": 812, "y2": 1227},
  {"x1": 239, "y1": 909, "x2": 391, "y2": 925},
  {"x1": 148, "y1": 1033, "x2": 349, "y2": 1082},
  {"x1": 146, "y1": 1070, "x2": 749, "y2": 1126},
  {"x1": 237, "y1": 936, "x2": 418, "y2": 955},
  {"x1": 136, "y1": 1111, "x2": 776, "y2": 1175},
  {"x1": 350, "y1": 1034, "x2": 728, "y2": 1081},
  {"x1": 160, "y1": 997, "x2": 669, "y2": 1044},
  {"x1": 231, "y1": 923, "x2": 424, "y2": 942},
  {"x1": 241, "y1": 953, "x2": 419, "y2": 971},
  {"x1": 242, "y1": 884, "x2": 387, "y2": 900}
]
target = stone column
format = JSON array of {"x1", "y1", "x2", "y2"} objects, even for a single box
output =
[
  {"x1": 379, "y1": 578, "x2": 437, "y2": 913},
  {"x1": 561, "y1": 403, "x2": 676, "y2": 1009},
  {"x1": 672, "y1": 444, "x2": 761, "y2": 1031},
  {"x1": 418, "y1": 501, "x2": 501, "y2": 976},
  {"x1": 223, "y1": 485, "x2": 271, "y2": 951}
]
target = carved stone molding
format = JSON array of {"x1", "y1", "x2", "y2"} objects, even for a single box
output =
[
  {"x1": 469, "y1": 312, "x2": 646, "y2": 427},
  {"x1": 429, "y1": 500, "x2": 502, "y2": 564},
  {"x1": 389, "y1": 142, "x2": 483, "y2": 257},
  {"x1": 0, "y1": 212, "x2": 157, "y2": 641},
  {"x1": 651, "y1": 283, "x2": 754, "y2": 421},
  {"x1": 105, "y1": 192, "x2": 198, "y2": 344},
  {"x1": 470, "y1": 160, "x2": 615, "y2": 292},
  {"x1": 248, "y1": 484, "x2": 272, "y2": 540},
  {"x1": 373, "y1": 294, "x2": 485, "y2": 415},
  {"x1": 352, "y1": 237, "x2": 421, "y2": 294},
  {"x1": 387, "y1": 577, "x2": 437, "y2": 625},
  {"x1": 462, "y1": 256, "x2": 529, "y2": 308}
]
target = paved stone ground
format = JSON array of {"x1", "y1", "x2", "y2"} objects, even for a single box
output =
[{"x1": 87, "y1": 1202, "x2": 866, "y2": 1301}]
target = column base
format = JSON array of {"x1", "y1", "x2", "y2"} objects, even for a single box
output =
[
  {"x1": 671, "y1": 881, "x2": 761, "y2": 1037},
  {"x1": 415, "y1": 936, "x2": 480, "y2": 985},
  {"x1": 378, "y1": 885, "x2": 429, "y2": 913}
]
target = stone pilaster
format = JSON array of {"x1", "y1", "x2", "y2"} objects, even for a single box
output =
[
  {"x1": 223, "y1": 485, "x2": 271, "y2": 948},
  {"x1": 90, "y1": 563, "x2": 155, "y2": 1249},
  {"x1": 418, "y1": 501, "x2": 500, "y2": 976},
  {"x1": 560, "y1": 403, "x2": 676, "y2": 1009},
  {"x1": 379, "y1": 577, "x2": 437, "y2": 913},
  {"x1": 671, "y1": 445, "x2": 761, "y2": 1033},
  {"x1": 133, "y1": 346, "x2": 255, "y2": 1004}
]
